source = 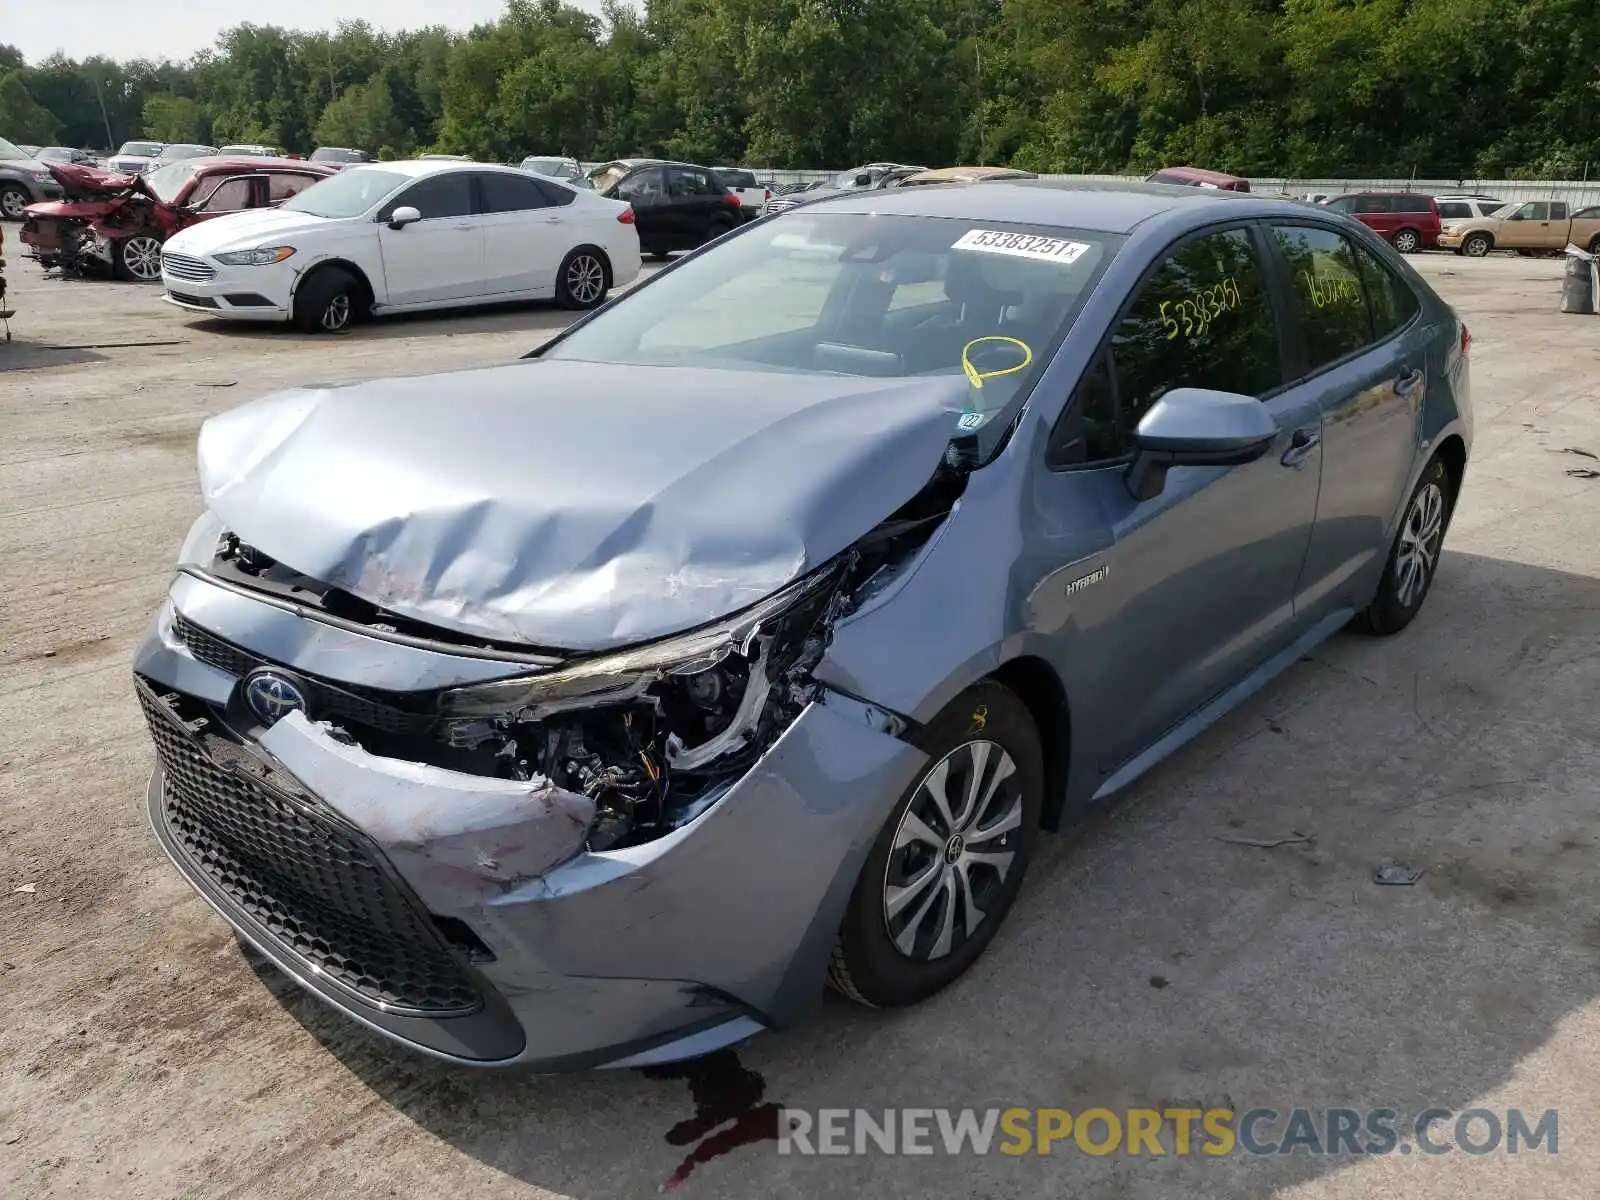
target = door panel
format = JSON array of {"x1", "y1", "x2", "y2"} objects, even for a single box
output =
[
  {"x1": 612, "y1": 167, "x2": 668, "y2": 248},
  {"x1": 476, "y1": 171, "x2": 560, "y2": 295},
  {"x1": 1039, "y1": 227, "x2": 1321, "y2": 769},
  {"x1": 375, "y1": 173, "x2": 484, "y2": 305},
  {"x1": 1273, "y1": 227, "x2": 1426, "y2": 616}
]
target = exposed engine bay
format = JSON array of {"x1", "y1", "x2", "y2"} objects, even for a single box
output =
[{"x1": 196, "y1": 460, "x2": 969, "y2": 854}]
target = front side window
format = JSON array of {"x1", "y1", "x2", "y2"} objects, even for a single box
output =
[
  {"x1": 614, "y1": 167, "x2": 665, "y2": 203},
  {"x1": 479, "y1": 171, "x2": 551, "y2": 213},
  {"x1": 1353, "y1": 196, "x2": 1391, "y2": 215},
  {"x1": 1323, "y1": 197, "x2": 1357, "y2": 214},
  {"x1": 387, "y1": 173, "x2": 473, "y2": 220},
  {"x1": 542, "y1": 213, "x2": 1118, "y2": 465},
  {"x1": 1107, "y1": 228, "x2": 1282, "y2": 443},
  {"x1": 1271, "y1": 226, "x2": 1374, "y2": 372},
  {"x1": 144, "y1": 162, "x2": 199, "y2": 204},
  {"x1": 195, "y1": 176, "x2": 254, "y2": 212}
]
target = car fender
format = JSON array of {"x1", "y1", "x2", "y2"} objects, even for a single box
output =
[{"x1": 287, "y1": 233, "x2": 385, "y2": 303}]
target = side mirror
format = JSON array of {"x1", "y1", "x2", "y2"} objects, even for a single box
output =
[
  {"x1": 1124, "y1": 388, "x2": 1279, "y2": 501},
  {"x1": 387, "y1": 205, "x2": 422, "y2": 230},
  {"x1": 854, "y1": 172, "x2": 872, "y2": 187}
]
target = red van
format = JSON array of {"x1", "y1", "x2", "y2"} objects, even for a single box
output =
[
  {"x1": 1321, "y1": 191, "x2": 1442, "y2": 254},
  {"x1": 1145, "y1": 166, "x2": 1251, "y2": 192}
]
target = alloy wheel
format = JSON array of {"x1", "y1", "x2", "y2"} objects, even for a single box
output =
[
  {"x1": 320, "y1": 294, "x2": 352, "y2": 331},
  {"x1": 1464, "y1": 235, "x2": 1490, "y2": 258},
  {"x1": 882, "y1": 739, "x2": 1024, "y2": 962},
  {"x1": 0, "y1": 189, "x2": 26, "y2": 219},
  {"x1": 122, "y1": 236, "x2": 163, "y2": 281},
  {"x1": 1393, "y1": 230, "x2": 1419, "y2": 254},
  {"x1": 566, "y1": 254, "x2": 604, "y2": 305},
  {"x1": 1395, "y1": 480, "x2": 1445, "y2": 607}
]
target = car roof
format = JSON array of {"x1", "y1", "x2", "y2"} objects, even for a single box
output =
[
  {"x1": 902, "y1": 165, "x2": 1039, "y2": 184},
  {"x1": 180, "y1": 155, "x2": 337, "y2": 174},
  {"x1": 1149, "y1": 166, "x2": 1248, "y2": 185},
  {"x1": 809, "y1": 179, "x2": 1306, "y2": 235},
  {"x1": 345, "y1": 159, "x2": 535, "y2": 179}
]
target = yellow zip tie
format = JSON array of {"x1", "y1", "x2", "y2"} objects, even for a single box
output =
[{"x1": 962, "y1": 336, "x2": 1033, "y2": 389}]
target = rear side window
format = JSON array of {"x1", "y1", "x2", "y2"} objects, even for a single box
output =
[
  {"x1": 715, "y1": 169, "x2": 758, "y2": 189},
  {"x1": 1437, "y1": 202, "x2": 1471, "y2": 219},
  {"x1": 531, "y1": 178, "x2": 577, "y2": 207},
  {"x1": 1394, "y1": 194, "x2": 1432, "y2": 213},
  {"x1": 1552, "y1": 201, "x2": 1569, "y2": 220},
  {"x1": 478, "y1": 171, "x2": 551, "y2": 213},
  {"x1": 1354, "y1": 196, "x2": 1392, "y2": 214},
  {"x1": 668, "y1": 168, "x2": 720, "y2": 197},
  {"x1": 1271, "y1": 226, "x2": 1375, "y2": 373},
  {"x1": 1065, "y1": 228, "x2": 1281, "y2": 463},
  {"x1": 1354, "y1": 244, "x2": 1421, "y2": 338}
]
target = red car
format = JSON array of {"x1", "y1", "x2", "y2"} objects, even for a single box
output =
[
  {"x1": 20, "y1": 156, "x2": 336, "y2": 281},
  {"x1": 1321, "y1": 191, "x2": 1442, "y2": 254},
  {"x1": 1145, "y1": 166, "x2": 1252, "y2": 192}
]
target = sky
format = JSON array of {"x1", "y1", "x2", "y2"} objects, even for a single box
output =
[{"x1": 3, "y1": 0, "x2": 610, "y2": 65}]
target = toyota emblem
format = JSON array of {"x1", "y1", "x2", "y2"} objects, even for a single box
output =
[{"x1": 243, "y1": 669, "x2": 312, "y2": 726}]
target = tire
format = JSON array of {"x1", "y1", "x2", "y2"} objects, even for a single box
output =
[
  {"x1": 1352, "y1": 456, "x2": 1451, "y2": 637},
  {"x1": 0, "y1": 184, "x2": 28, "y2": 221},
  {"x1": 113, "y1": 233, "x2": 164, "y2": 282},
  {"x1": 1462, "y1": 232, "x2": 1492, "y2": 258},
  {"x1": 292, "y1": 266, "x2": 362, "y2": 333},
  {"x1": 1392, "y1": 228, "x2": 1421, "y2": 254},
  {"x1": 827, "y1": 681, "x2": 1043, "y2": 1008},
  {"x1": 700, "y1": 217, "x2": 734, "y2": 248},
  {"x1": 555, "y1": 246, "x2": 609, "y2": 310},
  {"x1": 1588, "y1": 234, "x2": 1600, "y2": 256},
  {"x1": 646, "y1": 250, "x2": 670, "y2": 262}
]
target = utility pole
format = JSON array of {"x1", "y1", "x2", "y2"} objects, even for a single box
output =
[{"x1": 93, "y1": 77, "x2": 114, "y2": 150}]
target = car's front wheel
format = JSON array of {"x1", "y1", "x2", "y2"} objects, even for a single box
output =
[
  {"x1": 293, "y1": 266, "x2": 362, "y2": 333},
  {"x1": 1353, "y1": 456, "x2": 1452, "y2": 636},
  {"x1": 114, "y1": 233, "x2": 164, "y2": 282},
  {"x1": 828, "y1": 681, "x2": 1042, "y2": 1008},
  {"x1": 0, "y1": 184, "x2": 29, "y2": 221},
  {"x1": 1462, "y1": 233, "x2": 1492, "y2": 258}
]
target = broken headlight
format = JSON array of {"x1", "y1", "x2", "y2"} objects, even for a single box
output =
[{"x1": 439, "y1": 561, "x2": 847, "y2": 724}]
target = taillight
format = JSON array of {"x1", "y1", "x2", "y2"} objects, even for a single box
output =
[
  {"x1": 617, "y1": 207, "x2": 635, "y2": 224},
  {"x1": 1460, "y1": 323, "x2": 1472, "y2": 357},
  {"x1": 764, "y1": 189, "x2": 771, "y2": 202},
  {"x1": 724, "y1": 193, "x2": 741, "y2": 207}
]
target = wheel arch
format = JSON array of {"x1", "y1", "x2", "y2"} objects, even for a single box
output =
[
  {"x1": 990, "y1": 655, "x2": 1072, "y2": 831},
  {"x1": 292, "y1": 257, "x2": 375, "y2": 309},
  {"x1": 565, "y1": 241, "x2": 612, "y2": 279},
  {"x1": 1434, "y1": 432, "x2": 1468, "y2": 512}
]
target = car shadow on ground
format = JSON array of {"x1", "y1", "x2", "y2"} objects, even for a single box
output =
[
  {"x1": 239, "y1": 548, "x2": 1600, "y2": 1198},
  {"x1": 0, "y1": 341, "x2": 109, "y2": 371},
  {"x1": 183, "y1": 299, "x2": 583, "y2": 344}
]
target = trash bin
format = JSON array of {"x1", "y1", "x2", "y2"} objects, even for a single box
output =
[{"x1": 1561, "y1": 243, "x2": 1597, "y2": 314}]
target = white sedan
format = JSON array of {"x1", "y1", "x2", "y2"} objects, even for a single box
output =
[{"x1": 158, "y1": 160, "x2": 642, "y2": 332}]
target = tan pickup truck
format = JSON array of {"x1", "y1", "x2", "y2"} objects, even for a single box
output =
[{"x1": 1437, "y1": 199, "x2": 1600, "y2": 257}]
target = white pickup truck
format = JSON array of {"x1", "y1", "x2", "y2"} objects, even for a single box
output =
[{"x1": 713, "y1": 167, "x2": 770, "y2": 222}]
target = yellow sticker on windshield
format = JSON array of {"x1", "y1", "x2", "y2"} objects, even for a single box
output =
[{"x1": 962, "y1": 336, "x2": 1033, "y2": 390}]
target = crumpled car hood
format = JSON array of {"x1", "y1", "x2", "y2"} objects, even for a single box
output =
[{"x1": 197, "y1": 359, "x2": 964, "y2": 651}]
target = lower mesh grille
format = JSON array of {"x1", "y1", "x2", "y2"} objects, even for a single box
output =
[{"x1": 138, "y1": 680, "x2": 482, "y2": 1015}]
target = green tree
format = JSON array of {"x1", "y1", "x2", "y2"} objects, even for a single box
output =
[
  {"x1": 0, "y1": 71, "x2": 59, "y2": 143},
  {"x1": 315, "y1": 76, "x2": 409, "y2": 154},
  {"x1": 142, "y1": 93, "x2": 207, "y2": 142}
]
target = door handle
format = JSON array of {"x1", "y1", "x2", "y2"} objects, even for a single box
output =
[
  {"x1": 1395, "y1": 367, "x2": 1425, "y2": 394},
  {"x1": 1281, "y1": 426, "x2": 1321, "y2": 467},
  {"x1": 451, "y1": 223, "x2": 476, "y2": 232}
]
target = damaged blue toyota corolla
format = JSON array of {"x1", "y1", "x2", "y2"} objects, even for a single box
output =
[{"x1": 134, "y1": 182, "x2": 1472, "y2": 1069}]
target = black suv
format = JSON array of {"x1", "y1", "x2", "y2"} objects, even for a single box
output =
[{"x1": 587, "y1": 159, "x2": 744, "y2": 258}]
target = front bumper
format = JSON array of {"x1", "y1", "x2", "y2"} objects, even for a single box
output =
[
  {"x1": 134, "y1": 572, "x2": 926, "y2": 1069},
  {"x1": 160, "y1": 259, "x2": 294, "y2": 322}
]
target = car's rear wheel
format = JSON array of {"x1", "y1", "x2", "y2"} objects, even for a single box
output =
[
  {"x1": 113, "y1": 233, "x2": 164, "y2": 282},
  {"x1": 1462, "y1": 232, "x2": 1492, "y2": 258},
  {"x1": 0, "y1": 184, "x2": 29, "y2": 221},
  {"x1": 701, "y1": 216, "x2": 734, "y2": 247},
  {"x1": 1392, "y1": 228, "x2": 1421, "y2": 254},
  {"x1": 293, "y1": 266, "x2": 362, "y2": 333},
  {"x1": 827, "y1": 681, "x2": 1043, "y2": 1008},
  {"x1": 1352, "y1": 456, "x2": 1451, "y2": 636},
  {"x1": 555, "y1": 246, "x2": 609, "y2": 309}
]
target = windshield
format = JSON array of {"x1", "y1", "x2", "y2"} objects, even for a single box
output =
[
  {"x1": 312, "y1": 147, "x2": 366, "y2": 163},
  {"x1": 542, "y1": 212, "x2": 1117, "y2": 462},
  {"x1": 0, "y1": 137, "x2": 31, "y2": 160},
  {"x1": 281, "y1": 168, "x2": 405, "y2": 218},
  {"x1": 221, "y1": 145, "x2": 271, "y2": 156},
  {"x1": 144, "y1": 162, "x2": 199, "y2": 203},
  {"x1": 158, "y1": 145, "x2": 212, "y2": 161},
  {"x1": 117, "y1": 142, "x2": 163, "y2": 157}
]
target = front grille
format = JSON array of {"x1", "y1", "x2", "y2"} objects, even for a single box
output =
[
  {"x1": 162, "y1": 252, "x2": 215, "y2": 282},
  {"x1": 138, "y1": 681, "x2": 482, "y2": 1015},
  {"x1": 171, "y1": 611, "x2": 437, "y2": 736}
]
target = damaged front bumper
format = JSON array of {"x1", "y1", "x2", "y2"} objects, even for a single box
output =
[{"x1": 135, "y1": 572, "x2": 927, "y2": 1070}]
